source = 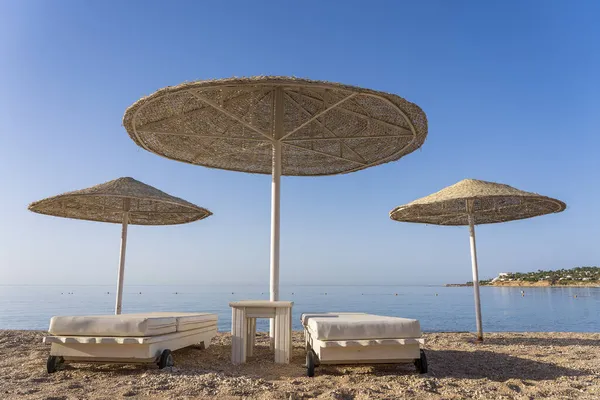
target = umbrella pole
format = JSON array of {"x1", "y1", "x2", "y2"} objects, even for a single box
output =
[
  {"x1": 467, "y1": 204, "x2": 484, "y2": 342},
  {"x1": 115, "y1": 199, "x2": 130, "y2": 315},
  {"x1": 269, "y1": 87, "x2": 284, "y2": 340}
]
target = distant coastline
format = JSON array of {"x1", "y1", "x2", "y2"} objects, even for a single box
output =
[
  {"x1": 447, "y1": 266, "x2": 600, "y2": 288},
  {"x1": 446, "y1": 281, "x2": 600, "y2": 288},
  {"x1": 444, "y1": 283, "x2": 472, "y2": 287},
  {"x1": 486, "y1": 280, "x2": 600, "y2": 288}
]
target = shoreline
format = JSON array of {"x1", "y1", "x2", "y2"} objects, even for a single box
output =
[
  {"x1": 489, "y1": 284, "x2": 600, "y2": 288},
  {"x1": 2, "y1": 330, "x2": 599, "y2": 399},
  {"x1": 446, "y1": 283, "x2": 600, "y2": 288}
]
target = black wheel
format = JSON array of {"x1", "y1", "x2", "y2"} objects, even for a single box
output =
[
  {"x1": 414, "y1": 349, "x2": 428, "y2": 374},
  {"x1": 306, "y1": 349, "x2": 316, "y2": 377},
  {"x1": 46, "y1": 355, "x2": 64, "y2": 374},
  {"x1": 157, "y1": 349, "x2": 174, "y2": 369}
]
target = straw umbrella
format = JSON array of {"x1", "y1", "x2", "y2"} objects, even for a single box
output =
[
  {"x1": 389, "y1": 179, "x2": 566, "y2": 341},
  {"x1": 28, "y1": 177, "x2": 212, "y2": 314},
  {"x1": 123, "y1": 76, "x2": 428, "y2": 336}
]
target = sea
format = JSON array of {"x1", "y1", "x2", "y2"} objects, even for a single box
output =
[{"x1": 1, "y1": 284, "x2": 599, "y2": 333}]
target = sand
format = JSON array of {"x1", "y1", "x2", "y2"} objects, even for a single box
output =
[{"x1": 1, "y1": 330, "x2": 599, "y2": 399}]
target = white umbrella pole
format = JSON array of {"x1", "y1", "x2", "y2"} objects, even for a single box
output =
[
  {"x1": 467, "y1": 208, "x2": 484, "y2": 342},
  {"x1": 269, "y1": 88, "x2": 284, "y2": 339},
  {"x1": 115, "y1": 199, "x2": 130, "y2": 315}
]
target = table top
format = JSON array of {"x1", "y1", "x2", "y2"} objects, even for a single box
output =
[{"x1": 229, "y1": 300, "x2": 294, "y2": 308}]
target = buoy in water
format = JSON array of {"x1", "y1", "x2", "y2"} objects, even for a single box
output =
[
  {"x1": 395, "y1": 293, "x2": 398, "y2": 296},
  {"x1": 435, "y1": 293, "x2": 438, "y2": 296},
  {"x1": 574, "y1": 295, "x2": 577, "y2": 298}
]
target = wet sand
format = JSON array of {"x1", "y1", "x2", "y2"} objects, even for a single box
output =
[{"x1": 1, "y1": 330, "x2": 599, "y2": 399}]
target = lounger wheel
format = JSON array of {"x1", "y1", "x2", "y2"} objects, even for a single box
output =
[
  {"x1": 46, "y1": 355, "x2": 64, "y2": 374},
  {"x1": 306, "y1": 349, "x2": 317, "y2": 377},
  {"x1": 414, "y1": 349, "x2": 428, "y2": 374},
  {"x1": 158, "y1": 349, "x2": 174, "y2": 369}
]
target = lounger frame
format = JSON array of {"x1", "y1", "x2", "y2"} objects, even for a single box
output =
[
  {"x1": 304, "y1": 329, "x2": 423, "y2": 364},
  {"x1": 304, "y1": 328, "x2": 423, "y2": 365},
  {"x1": 44, "y1": 326, "x2": 216, "y2": 365}
]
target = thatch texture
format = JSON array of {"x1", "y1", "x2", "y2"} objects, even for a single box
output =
[
  {"x1": 28, "y1": 177, "x2": 211, "y2": 225},
  {"x1": 389, "y1": 179, "x2": 566, "y2": 226},
  {"x1": 122, "y1": 76, "x2": 428, "y2": 176}
]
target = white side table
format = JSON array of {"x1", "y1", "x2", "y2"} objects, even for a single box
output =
[{"x1": 229, "y1": 300, "x2": 293, "y2": 364}]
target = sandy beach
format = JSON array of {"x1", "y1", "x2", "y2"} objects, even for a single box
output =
[{"x1": 1, "y1": 330, "x2": 599, "y2": 399}]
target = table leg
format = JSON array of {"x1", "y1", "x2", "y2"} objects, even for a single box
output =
[
  {"x1": 269, "y1": 317, "x2": 275, "y2": 351},
  {"x1": 289, "y1": 308, "x2": 293, "y2": 358},
  {"x1": 274, "y1": 307, "x2": 291, "y2": 363},
  {"x1": 231, "y1": 307, "x2": 247, "y2": 364},
  {"x1": 246, "y1": 318, "x2": 256, "y2": 357}
]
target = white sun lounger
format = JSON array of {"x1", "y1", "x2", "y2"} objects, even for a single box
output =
[
  {"x1": 301, "y1": 312, "x2": 427, "y2": 377},
  {"x1": 43, "y1": 312, "x2": 218, "y2": 373}
]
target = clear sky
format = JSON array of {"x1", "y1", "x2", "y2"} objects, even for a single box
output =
[{"x1": 0, "y1": 1, "x2": 598, "y2": 287}]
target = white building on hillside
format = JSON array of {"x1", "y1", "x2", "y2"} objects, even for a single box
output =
[{"x1": 491, "y1": 272, "x2": 512, "y2": 283}]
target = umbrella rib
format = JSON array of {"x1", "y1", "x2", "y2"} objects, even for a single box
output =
[
  {"x1": 220, "y1": 91, "x2": 272, "y2": 137},
  {"x1": 281, "y1": 93, "x2": 408, "y2": 142},
  {"x1": 131, "y1": 211, "x2": 205, "y2": 214},
  {"x1": 402, "y1": 198, "x2": 553, "y2": 224},
  {"x1": 283, "y1": 142, "x2": 366, "y2": 166},
  {"x1": 441, "y1": 214, "x2": 466, "y2": 225},
  {"x1": 49, "y1": 202, "x2": 124, "y2": 213},
  {"x1": 49, "y1": 206, "x2": 125, "y2": 214},
  {"x1": 283, "y1": 93, "x2": 368, "y2": 164},
  {"x1": 284, "y1": 92, "x2": 333, "y2": 138},
  {"x1": 136, "y1": 130, "x2": 268, "y2": 142},
  {"x1": 476, "y1": 198, "x2": 553, "y2": 215},
  {"x1": 296, "y1": 92, "x2": 412, "y2": 134},
  {"x1": 280, "y1": 93, "x2": 358, "y2": 140},
  {"x1": 341, "y1": 142, "x2": 366, "y2": 164},
  {"x1": 134, "y1": 91, "x2": 251, "y2": 132},
  {"x1": 197, "y1": 141, "x2": 271, "y2": 164},
  {"x1": 189, "y1": 91, "x2": 273, "y2": 141},
  {"x1": 282, "y1": 134, "x2": 411, "y2": 141},
  {"x1": 284, "y1": 92, "x2": 374, "y2": 141}
]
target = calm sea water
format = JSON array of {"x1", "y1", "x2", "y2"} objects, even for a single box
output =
[{"x1": 1, "y1": 285, "x2": 598, "y2": 333}]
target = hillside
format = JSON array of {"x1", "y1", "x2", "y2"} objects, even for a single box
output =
[{"x1": 480, "y1": 266, "x2": 600, "y2": 287}]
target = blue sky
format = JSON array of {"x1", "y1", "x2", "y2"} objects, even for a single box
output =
[{"x1": 0, "y1": 1, "x2": 598, "y2": 287}]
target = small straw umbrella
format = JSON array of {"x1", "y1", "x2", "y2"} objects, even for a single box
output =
[
  {"x1": 389, "y1": 179, "x2": 566, "y2": 342},
  {"x1": 28, "y1": 177, "x2": 212, "y2": 314},
  {"x1": 123, "y1": 76, "x2": 428, "y2": 337}
]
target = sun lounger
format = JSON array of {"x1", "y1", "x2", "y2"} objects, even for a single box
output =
[
  {"x1": 301, "y1": 312, "x2": 427, "y2": 377},
  {"x1": 43, "y1": 312, "x2": 217, "y2": 373}
]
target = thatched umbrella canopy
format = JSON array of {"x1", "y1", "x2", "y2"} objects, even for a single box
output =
[
  {"x1": 123, "y1": 76, "x2": 427, "y2": 335},
  {"x1": 29, "y1": 177, "x2": 211, "y2": 314},
  {"x1": 390, "y1": 179, "x2": 566, "y2": 341}
]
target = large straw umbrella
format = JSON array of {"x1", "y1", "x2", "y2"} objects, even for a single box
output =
[
  {"x1": 28, "y1": 177, "x2": 212, "y2": 314},
  {"x1": 123, "y1": 76, "x2": 428, "y2": 335},
  {"x1": 389, "y1": 179, "x2": 566, "y2": 341}
]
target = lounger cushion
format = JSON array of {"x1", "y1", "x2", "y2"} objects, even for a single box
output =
[
  {"x1": 302, "y1": 313, "x2": 421, "y2": 340},
  {"x1": 48, "y1": 315, "x2": 177, "y2": 337},
  {"x1": 130, "y1": 312, "x2": 218, "y2": 332}
]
